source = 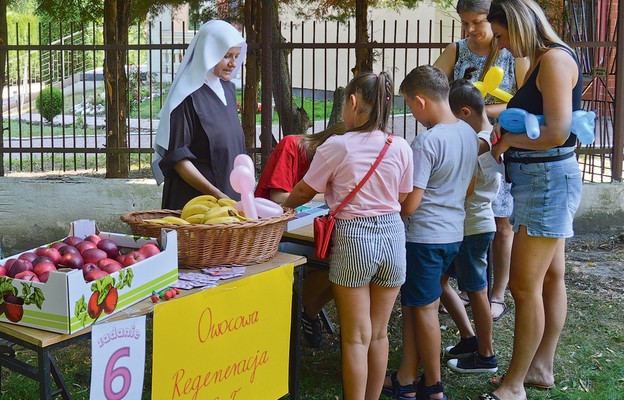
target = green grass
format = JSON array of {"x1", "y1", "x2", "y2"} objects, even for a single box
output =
[
  {"x1": 3, "y1": 120, "x2": 100, "y2": 138},
  {"x1": 2, "y1": 152, "x2": 154, "y2": 177}
]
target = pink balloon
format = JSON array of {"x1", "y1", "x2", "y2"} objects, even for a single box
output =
[
  {"x1": 235, "y1": 198, "x2": 284, "y2": 218},
  {"x1": 233, "y1": 154, "x2": 255, "y2": 175},
  {"x1": 254, "y1": 197, "x2": 284, "y2": 218},
  {"x1": 230, "y1": 165, "x2": 258, "y2": 219}
]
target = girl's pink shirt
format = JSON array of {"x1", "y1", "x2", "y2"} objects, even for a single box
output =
[{"x1": 303, "y1": 130, "x2": 413, "y2": 220}]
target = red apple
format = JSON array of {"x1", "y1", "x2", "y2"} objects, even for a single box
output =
[
  {"x1": 59, "y1": 253, "x2": 84, "y2": 270},
  {"x1": 50, "y1": 242, "x2": 65, "y2": 250},
  {"x1": 81, "y1": 263, "x2": 99, "y2": 278},
  {"x1": 116, "y1": 254, "x2": 126, "y2": 264},
  {"x1": 122, "y1": 251, "x2": 145, "y2": 267},
  {"x1": 33, "y1": 261, "x2": 57, "y2": 277},
  {"x1": 35, "y1": 247, "x2": 48, "y2": 256},
  {"x1": 18, "y1": 252, "x2": 38, "y2": 263},
  {"x1": 8, "y1": 259, "x2": 33, "y2": 278},
  {"x1": 32, "y1": 256, "x2": 54, "y2": 266},
  {"x1": 97, "y1": 239, "x2": 119, "y2": 259},
  {"x1": 34, "y1": 262, "x2": 57, "y2": 283},
  {"x1": 63, "y1": 236, "x2": 83, "y2": 246},
  {"x1": 0, "y1": 266, "x2": 6, "y2": 277},
  {"x1": 58, "y1": 245, "x2": 80, "y2": 256},
  {"x1": 85, "y1": 269, "x2": 109, "y2": 282},
  {"x1": 42, "y1": 248, "x2": 62, "y2": 266},
  {"x1": 98, "y1": 259, "x2": 122, "y2": 274},
  {"x1": 3, "y1": 259, "x2": 16, "y2": 273},
  {"x1": 75, "y1": 241, "x2": 97, "y2": 254},
  {"x1": 139, "y1": 243, "x2": 161, "y2": 258},
  {"x1": 82, "y1": 248, "x2": 108, "y2": 264},
  {"x1": 15, "y1": 270, "x2": 40, "y2": 282},
  {"x1": 38, "y1": 271, "x2": 52, "y2": 283},
  {"x1": 4, "y1": 295, "x2": 24, "y2": 323},
  {"x1": 85, "y1": 234, "x2": 102, "y2": 244}
]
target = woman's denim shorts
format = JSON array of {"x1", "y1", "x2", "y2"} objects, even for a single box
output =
[{"x1": 507, "y1": 147, "x2": 582, "y2": 238}]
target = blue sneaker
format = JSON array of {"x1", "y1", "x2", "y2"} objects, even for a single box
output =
[
  {"x1": 443, "y1": 336, "x2": 478, "y2": 359},
  {"x1": 447, "y1": 352, "x2": 499, "y2": 374}
]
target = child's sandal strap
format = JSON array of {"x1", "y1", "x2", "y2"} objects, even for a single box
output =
[{"x1": 387, "y1": 371, "x2": 417, "y2": 397}]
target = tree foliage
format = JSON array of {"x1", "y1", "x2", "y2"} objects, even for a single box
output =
[{"x1": 284, "y1": 0, "x2": 454, "y2": 21}]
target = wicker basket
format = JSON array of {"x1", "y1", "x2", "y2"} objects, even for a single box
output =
[{"x1": 120, "y1": 208, "x2": 295, "y2": 269}]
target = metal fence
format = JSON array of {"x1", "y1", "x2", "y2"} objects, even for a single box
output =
[{"x1": 1, "y1": 15, "x2": 622, "y2": 182}]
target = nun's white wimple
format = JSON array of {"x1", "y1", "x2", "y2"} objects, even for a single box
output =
[{"x1": 152, "y1": 20, "x2": 247, "y2": 184}]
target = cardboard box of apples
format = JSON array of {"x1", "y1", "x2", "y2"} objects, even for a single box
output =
[{"x1": 0, "y1": 220, "x2": 178, "y2": 334}]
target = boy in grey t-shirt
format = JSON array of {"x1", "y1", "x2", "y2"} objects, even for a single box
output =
[{"x1": 383, "y1": 65, "x2": 478, "y2": 400}]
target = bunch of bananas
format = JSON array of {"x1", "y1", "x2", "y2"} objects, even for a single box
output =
[{"x1": 145, "y1": 195, "x2": 250, "y2": 226}]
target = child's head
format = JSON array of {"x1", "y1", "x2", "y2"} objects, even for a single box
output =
[
  {"x1": 399, "y1": 65, "x2": 450, "y2": 126},
  {"x1": 449, "y1": 67, "x2": 485, "y2": 119},
  {"x1": 342, "y1": 71, "x2": 394, "y2": 132}
]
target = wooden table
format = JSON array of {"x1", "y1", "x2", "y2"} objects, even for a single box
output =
[{"x1": 0, "y1": 252, "x2": 306, "y2": 400}]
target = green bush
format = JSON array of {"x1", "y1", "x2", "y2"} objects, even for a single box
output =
[{"x1": 36, "y1": 87, "x2": 63, "y2": 122}]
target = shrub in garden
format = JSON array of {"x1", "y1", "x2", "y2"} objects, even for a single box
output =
[{"x1": 36, "y1": 87, "x2": 63, "y2": 122}]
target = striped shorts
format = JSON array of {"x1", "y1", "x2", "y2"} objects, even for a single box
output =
[{"x1": 329, "y1": 212, "x2": 406, "y2": 288}]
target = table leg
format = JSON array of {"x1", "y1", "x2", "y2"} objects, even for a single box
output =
[
  {"x1": 288, "y1": 264, "x2": 304, "y2": 400},
  {"x1": 37, "y1": 348, "x2": 52, "y2": 400},
  {"x1": 49, "y1": 354, "x2": 73, "y2": 400}
]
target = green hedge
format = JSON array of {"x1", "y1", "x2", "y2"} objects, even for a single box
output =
[{"x1": 36, "y1": 86, "x2": 63, "y2": 122}]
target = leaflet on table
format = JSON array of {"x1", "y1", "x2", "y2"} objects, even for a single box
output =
[{"x1": 285, "y1": 201, "x2": 330, "y2": 232}]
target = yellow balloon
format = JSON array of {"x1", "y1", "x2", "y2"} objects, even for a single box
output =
[{"x1": 472, "y1": 66, "x2": 513, "y2": 103}]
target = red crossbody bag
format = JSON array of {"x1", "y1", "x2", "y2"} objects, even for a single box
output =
[{"x1": 313, "y1": 135, "x2": 393, "y2": 260}]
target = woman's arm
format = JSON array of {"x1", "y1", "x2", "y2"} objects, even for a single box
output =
[
  {"x1": 485, "y1": 103, "x2": 508, "y2": 119},
  {"x1": 491, "y1": 49, "x2": 577, "y2": 157},
  {"x1": 174, "y1": 159, "x2": 228, "y2": 199},
  {"x1": 282, "y1": 181, "x2": 318, "y2": 209},
  {"x1": 433, "y1": 42, "x2": 458, "y2": 80}
]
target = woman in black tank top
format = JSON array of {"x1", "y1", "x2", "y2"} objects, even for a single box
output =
[{"x1": 478, "y1": 1, "x2": 584, "y2": 400}]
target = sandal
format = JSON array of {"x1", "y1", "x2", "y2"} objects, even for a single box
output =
[
  {"x1": 382, "y1": 371, "x2": 417, "y2": 399},
  {"x1": 490, "y1": 374, "x2": 554, "y2": 390},
  {"x1": 479, "y1": 393, "x2": 501, "y2": 400},
  {"x1": 416, "y1": 375, "x2": 448, "y2": 400},
  {"x1": 491, "y1": 300, "x2": 510, "y2": 322}
]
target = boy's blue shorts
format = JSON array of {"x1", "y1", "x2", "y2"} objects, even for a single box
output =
[
  {"x1": 401, "y1": 241, "x2": 461, "y2": 307},
  {"x1": 446, "y1": 232, "x2": 494, "y2": 292}
]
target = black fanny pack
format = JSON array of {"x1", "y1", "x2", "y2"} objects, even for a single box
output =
[{"x1": 504, "y1": 151, "x2": 575, "y2": 183}]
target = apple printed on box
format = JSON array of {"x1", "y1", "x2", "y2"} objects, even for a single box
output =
[{"x1": 0, "y1": 220, "x2": 178, "y2": 334}]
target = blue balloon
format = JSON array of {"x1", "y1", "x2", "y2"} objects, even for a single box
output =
[
  {"x1": 571, "y1": 110, "x2": 596, "y2": 145},
  {"x1": 499, "y1": 108, "x2": 595, "y2": 145}
]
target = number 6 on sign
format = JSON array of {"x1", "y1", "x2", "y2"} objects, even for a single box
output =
[{"x1": 91, "y1": 316, "x2": 147, "y2": 400}]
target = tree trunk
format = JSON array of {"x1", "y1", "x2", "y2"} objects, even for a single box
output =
[
  {"x1": 242, "y1": 0, "x2": 260, "y2": 149},
  {"x1": 354, "y1": 0, "x2": 373, "y2": 76},
  {"x1": 0, "y1": 0, "x2": 7, "y2": 176},
  {"x1": 271, "y1": 0, "x2": 311, "y2": 136},
  {"x1": 327, "y1": 87, "x2": 345, "y2": 127},
  {"x1": 103, "y1": 0, "x2": 130, "y2": 178}
]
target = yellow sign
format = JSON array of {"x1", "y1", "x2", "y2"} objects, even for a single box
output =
[{"x1": 152, "y1": 264, "x2": 295, "y2": 400}]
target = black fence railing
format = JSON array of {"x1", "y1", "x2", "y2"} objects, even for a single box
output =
[{"x1": 0, "y1": 17, "x2": 621, "y2": 182}]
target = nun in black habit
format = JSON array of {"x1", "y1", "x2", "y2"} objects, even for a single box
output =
[{"x1": 152, "y1": 20, "x2": 247, "y2": 210}]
